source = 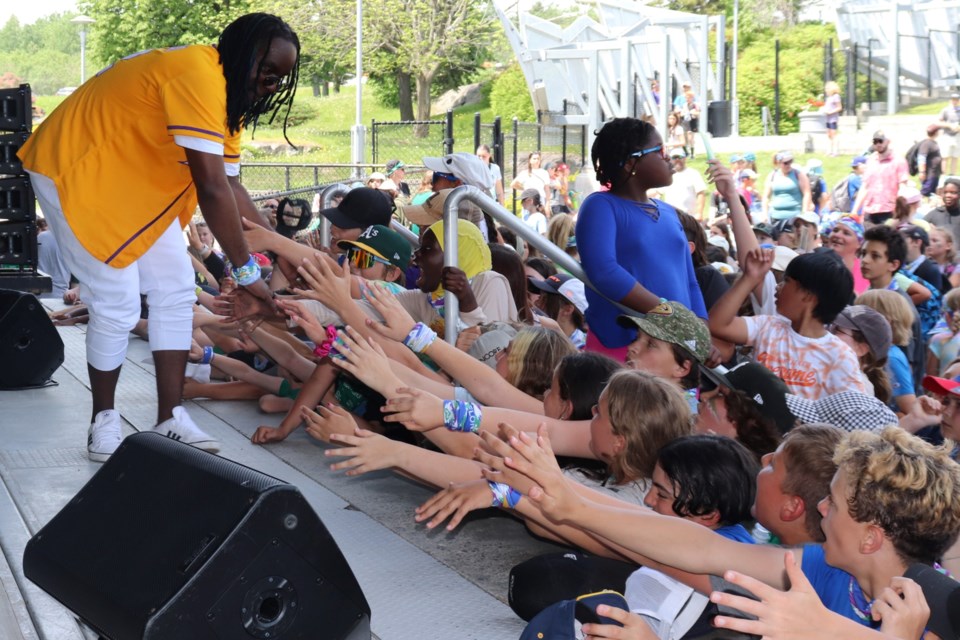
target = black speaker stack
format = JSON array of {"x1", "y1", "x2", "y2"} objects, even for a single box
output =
[
  {"x1": 24, "y1": 432, "x2": 372, "y2": 639},
  {"x1": 0, "y1": 83, "x2": 49, "y2": 294}
]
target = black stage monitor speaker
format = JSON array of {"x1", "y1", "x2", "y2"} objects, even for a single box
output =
[
  {"x1": 0, "y1": 289, "x2": 63, "y2": 389},
  {"x1": 24, "y1": 433, "x2": 371, "y2": 640}
]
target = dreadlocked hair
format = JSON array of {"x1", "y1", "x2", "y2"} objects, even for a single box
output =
[
  {"x1": 591, "y1": 118, "x2": 657, "y2": 188},
  {"x1": 218, "y1": 13, "x2": 300, "y2": 146}
]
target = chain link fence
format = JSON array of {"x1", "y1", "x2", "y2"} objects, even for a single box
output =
[
  {"x1": 371, "y1": 115, "x2": 451, "y2": 166},
  {"x1": 243, "y1": 110, "x2": 586, "y2": 213}
]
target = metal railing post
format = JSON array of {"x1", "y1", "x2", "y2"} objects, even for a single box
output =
[
  {"x1": 473, "y1": 112, "x2": 481, "y2": 152},
  {"x1": 444, "y1": 110, "x2": 454, "y2": 155}
]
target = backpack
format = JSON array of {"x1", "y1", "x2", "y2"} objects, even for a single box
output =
[
  {"x1": 830, "y1": 176, "x2": 852, "y2": 212},
  {"x1": 905, "y1": 141, "x2": 921, "y2": 176}
]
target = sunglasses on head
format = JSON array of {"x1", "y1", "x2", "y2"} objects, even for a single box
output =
[
  {"x1": 432, "y1": 171, "x2": 458, "y2": 184},
  {"x1": 347, "y1": 247, "x2": 390, "y2": 270}
]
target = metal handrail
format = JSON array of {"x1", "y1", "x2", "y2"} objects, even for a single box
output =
[
  {"x1": 316, "y1": 184, "x2": 420, "y2": 249},
  {"x1": 439, "y1": 185, "x2": 633, "y2": 343}
]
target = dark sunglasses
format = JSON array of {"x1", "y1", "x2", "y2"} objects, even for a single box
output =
[
  {"x1": 432, "y1": 171, "x2": 458, "y2": 184},
  {"x1": 873, "y1": 138, "x2": 885, "y2": 144},
  {"x1": 347, "y1": 247, "x2": 390, "y2": 270}
]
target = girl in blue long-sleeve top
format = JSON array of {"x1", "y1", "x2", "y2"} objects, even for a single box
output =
[{"x1": 576, "y1": 118, "x2": 707, "y2": 360}]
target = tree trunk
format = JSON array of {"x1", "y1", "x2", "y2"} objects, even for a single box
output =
[
  {"x1": 414, "y1": 73, "x2": 433, "y2": 138},
  {"x1": 321, "y1": 81, "x2": 329, "y2": 97},
  {"x1": 311, "y1": 74, "x2": 321, "y2": 97},
  {"x1": 334, "y1": 78, "x2": 341, "y2": 93},
  {"x1": 397, "y1": 71, "x2": 414, "y2": 121}
]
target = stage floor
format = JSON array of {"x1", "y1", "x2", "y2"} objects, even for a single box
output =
[{"x1": 0, "y1": 302, "x2": 564, "y2": 639}]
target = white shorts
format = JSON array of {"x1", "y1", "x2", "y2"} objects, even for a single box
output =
[
  {"x1": 29, "y1": 171, "x2": 195, "y2": 371},
  {"x1": 944, "y1": 135, "x2": 960, "y2": 159}
]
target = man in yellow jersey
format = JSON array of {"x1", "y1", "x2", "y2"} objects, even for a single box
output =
[{"x1": 18, "y1": 13, "x2": 300, "y2": 461}]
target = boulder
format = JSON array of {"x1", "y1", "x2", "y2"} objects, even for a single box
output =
[{"x1": 432, "y1": 83, "x2": 484, "y2": 115}]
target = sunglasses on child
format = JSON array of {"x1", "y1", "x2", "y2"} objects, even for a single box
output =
[{"x1": 347, "y1": 247, "x2": 391, "y2": 270}]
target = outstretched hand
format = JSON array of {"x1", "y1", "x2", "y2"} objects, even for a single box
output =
[
  {"x1": 329, "y1": 325, "x2": 403, "y2": 396},
  {"x1": 741, "y1": 247, "x2": 774, "y2": 282},
  {"x1": 302, "y1": 403, "x2": 358, "y2": 443},
  {"x1": 705, "y1": 159, "x2": 738, "y2": 202},
  {"x1": 291, "y1": 253, "x2": 353, "y2": 313},
  {"x1": 325, "y1": 427, "x2": 399, "y2": 476},
  {"x1": 474, "y1": 423, "x2": 579, "y2": 524},
  {"x1": 276, "y1": 298, "x2": 328, "y2": 346},
  {"x1": 380, "y1": 387, "x2": 445, "y2": 431},
  {"x1": 364, "y1": 283, "x2": 418, "y2": 343},
  {"x1": 415, "y1": 479, "x2": 497, "y2": 531}
]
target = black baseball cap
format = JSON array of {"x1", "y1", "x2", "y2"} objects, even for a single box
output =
[{"x1": 319, "y1": 187, "x2": 393, "y2": 229}]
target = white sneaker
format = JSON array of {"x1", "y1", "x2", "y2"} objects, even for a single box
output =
[
  {"x1": 88, "y1": 410, "x2": 123, "y2": 463},
  {"x1": 154, "y1": 406, "x2": 220, "y2": 453}
]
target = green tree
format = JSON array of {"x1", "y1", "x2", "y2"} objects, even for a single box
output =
[
  {"x1": 79, "y1": 0, "x2": 256, "y2": 65},
  {"x1": 490, "y1": 62, "x2": 534, "y2": 122},
  {"x1": 0, "y1": 13, "x2": 83, "y2": 94},
  {"x1": 367, "y1": 0, "x2": 497, "y2": 123}
]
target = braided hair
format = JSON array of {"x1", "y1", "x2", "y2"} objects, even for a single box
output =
[
  {"x1": 591, "y1": 118, "x2": 657, "y2": 188},
  {"x1": 218, "y1": 13, "x2": 300, "y2": 145}
]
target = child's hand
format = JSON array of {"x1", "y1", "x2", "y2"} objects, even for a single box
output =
[
  {"x1": 302, "y1": 403, "x2": 357, "y2": 443},
  {"x1": 415, "y1": 480, "x2": 497, "y2": 531},
  {"x1": 251, "y1": 423, "x2": 296, "y2": 444},
  {"x1": 364, "y1": 283, "x2": 418, "y2": 342},
  {"x1": 705, "y1": 160, "x2": 737, "y2": 200},
  {"x1": 329, "y1": 326, "x2": 404, "y2": 396},
  {"x1": 380, "y1": 388, "x2": 445, "y2": 431},
  {"x1": 325, "y1": 427, "x2": 399, "y2": 476},
  {"x1": 742, "y1": 247, "x2": 773, "y2": 282}
]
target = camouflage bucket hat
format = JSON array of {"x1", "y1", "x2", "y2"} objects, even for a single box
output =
[{"x1": 617, "y1": 301, "x2": 710, "y2": 363}]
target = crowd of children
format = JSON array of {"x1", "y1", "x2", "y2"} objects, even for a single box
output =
[{"x1": 50, "y1": 118, "x2": 960, "y2": 639}]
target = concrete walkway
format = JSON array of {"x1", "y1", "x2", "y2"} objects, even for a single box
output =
[{"x1": 0, "y1": 306, "x2": 566, "y2": 639}]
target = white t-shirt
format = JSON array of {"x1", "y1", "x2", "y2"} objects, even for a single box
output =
[
  {"x1": 522, "y1": 210, "x2": 547, "y2": 234},
  {"x1": 660, "y1": 168, "x2": 706, "y2": 218},
  {"x1": 743, "y1": 315, "x2": 868, "y2": 400}
]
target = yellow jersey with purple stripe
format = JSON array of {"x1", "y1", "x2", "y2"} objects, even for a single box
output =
[{"x1": 18, "y1": 45, "x2": 241, "y2": 267}]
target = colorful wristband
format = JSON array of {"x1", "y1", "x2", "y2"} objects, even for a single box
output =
[
  {"x1": 200, "y1": 346, "x2": 214, "y2": 365},
  {"x1": 403, "y1": 322, "x2": 438, "y2": 354},
  {"x1": 231, "y1": 255, "x2": 262, "y2": 287},
  {"x1": 488, "y1": 481, "x2": 522, "y2": 509},
  {"x1": 442, "y1": 400, "x2": 483, "y2": 434}
]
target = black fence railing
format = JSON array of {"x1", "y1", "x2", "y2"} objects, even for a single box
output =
[{"x1": 244, "y1": 109, "x2": 588, "y2": 206}]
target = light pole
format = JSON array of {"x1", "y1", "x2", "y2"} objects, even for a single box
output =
[
  {"x1": 71, "y1": 15, "x2": 96, "y2": 85},
  {"x1": 349, "y1": 0, "x2": 365, "y2": 176}
]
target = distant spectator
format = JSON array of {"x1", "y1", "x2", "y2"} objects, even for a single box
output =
[
  {"x1": 658, "y1": 148, "x2": 706, "y2": 221},
  {"x1": 917, "y1": 124, "x2": 943, "y2": 197},
  {"x1": 762, "y1": 151, "x2": 811, "y2": 222},
  {"x1": 510, "y1": 151, "x2": 551, "y2": 204},
  {"x1": 822, "y1": 80, "x2": 842, "y2": 156},
  {"x1": 851, "y1": 130, "x2": 909, "y2": 225},
  {"x1": 938, "y1": 92, "x2": 960, "y2": 175},
  {"x1": 384, "y1": 159, "x2": 411, "y2": 198},
  {"x1": 475, "y1": 145, "x2": 504, "y2": 205},
  {"x1": 924, "y1": 178, "x2": 960, "y2": 246}
]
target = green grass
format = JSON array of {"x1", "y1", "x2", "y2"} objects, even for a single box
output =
[
  {"x1": 899, "y1": 101, "x2": 947, "y2": 116},
  {"x1": 249, "y1": 83, "x2": 495, "y2": 163}
]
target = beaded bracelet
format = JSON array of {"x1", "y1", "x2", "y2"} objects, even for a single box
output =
[
  {"x1": 200, "y1": 346, "x2": 214, "y2": 365},
  {"x1": 488, "y1": 481, "x2": 522, "y2": 509},
  {"x1": 231, "y1": 255, "x2": 261, "y2": 286},
  {"x1": 403, "y1": 322, "x2": 437, "y2": 354},
  {"x1": 442, "y1": 400, "x2": 483, "y2": 433}
]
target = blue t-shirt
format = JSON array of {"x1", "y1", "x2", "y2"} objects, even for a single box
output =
[
  {"x1": 715, "y1": 523, "x2": 754, "y2": 544},
  {"x1": 800, "y1": 544, "x2": 873, "y2": 627},
  {"x1": 576, "y1": 192, "x2": 707, "y2": 348},
  {"x1": 887, "y1": 345, "x2": 914, "y2": 409}
]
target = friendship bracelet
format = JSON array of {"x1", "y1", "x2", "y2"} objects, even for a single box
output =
[
  {"x1": 403, "y1": 322, "x2": 438, "y2": 354},
  {"x1": 442, "y1": 400, "x2": 483, "y2": 433},
  {"x1": 488, "y1": 481, "x2": 522, "y2": 509},
  {"x1": 231, "y1": 255, "x2": 262, "y2": 286},
  {"x1": 200, "y1": 346, "x2": 214, "y2": 365}
]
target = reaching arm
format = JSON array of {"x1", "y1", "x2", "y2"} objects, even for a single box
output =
[
  {"x1": 708, "y1": 248, "x2": 772, "y2": 344},
  {"x1": 798, "y1": 171, "x2": 812, "y2": 214},
  {"x1": 481, "y1": 426, "x2": 797, "y2": 589}
]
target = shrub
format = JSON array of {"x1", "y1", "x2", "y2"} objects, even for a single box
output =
[
  {"x1": 737, "y1": 23, "x2": 849, "y2": 136},
  {"x1": 490, "y1": 63, "x2": 535, "y2": 122}
]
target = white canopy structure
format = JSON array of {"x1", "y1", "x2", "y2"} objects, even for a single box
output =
[
  {"x1": 836, "y1": 0, "x2": 960, "y2": 114},
  {"x1": 492, "y1": 0, "x2": 730, "y2": 150}
]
